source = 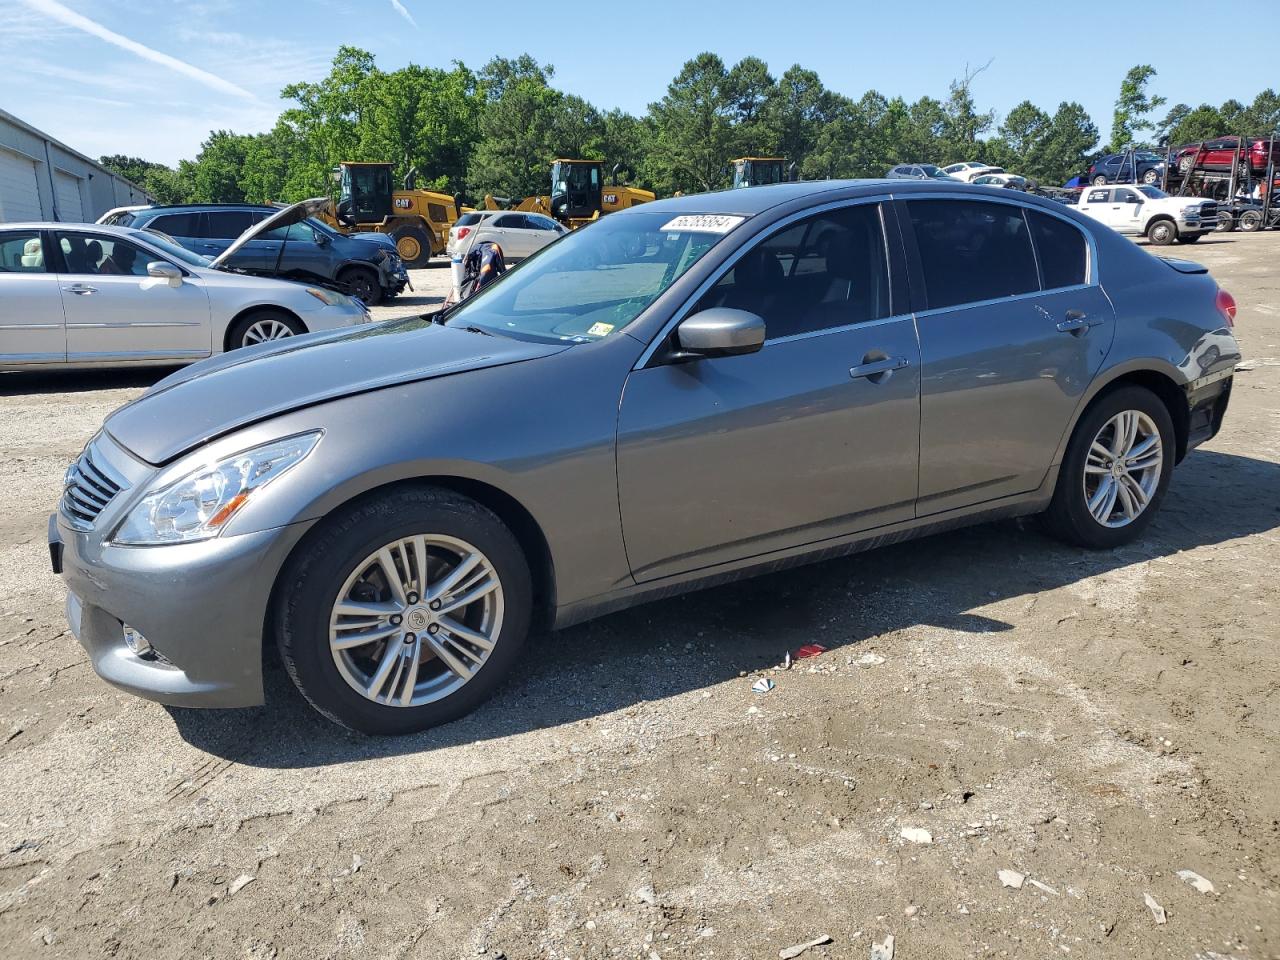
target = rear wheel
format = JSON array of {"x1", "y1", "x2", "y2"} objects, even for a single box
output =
[
  {"x1": 1214, "y1": 211, "x2": 1235, "y2": 232},
  {"x1": 1146, "y1": 219, "x2": 1177, "y2": 245},
  {"x1": 339, "y1": 266, "x2": 382, "y2": 305},
  {"x1": 1141, "y1": 168, "x2": 1160, "y2": 185},
  {"x1": 1239, "y1": 210, "x2": 1263, "y2": 232},
  {"x1": 1043, "y1": 387, "x2": 1175, "y2": 549},
  {"x1": 228, "y1": 310, "x2": 304, "y2": 350},
  {"x1": 276, "y1": 487, "x2": 532, "y2": 735},
  {"x1": 1092, "y1": 175, "x2": 1108, "y2": 186},
  {"x1": 391, "y1": 224, "x2": 433, "y2": 268}
]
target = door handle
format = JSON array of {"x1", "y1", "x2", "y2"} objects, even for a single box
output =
[
  {"x1": 1056, "y1": 310, "x2": 1099, "y2": 334},
  {"x1": 849, "y1": 355, "x2": 910, "y2": 381},
  {"x1": 64, "y1": 284, "x2": 98, "y2": 295}
]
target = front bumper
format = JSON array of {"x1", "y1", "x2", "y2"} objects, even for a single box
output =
[{"x1": 51, "y1": 512, "x2": 313, "y2": 708}]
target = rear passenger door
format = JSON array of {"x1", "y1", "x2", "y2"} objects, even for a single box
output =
[
  {"x1": 902, "y1": 198, "x2": 1113, "y2": 515},
  {"x1": 0, "y1": 230, "x2": 66, "y2": 364},
  {"x1": 616, "y1": 200, "x2": 921, "y2": 582}
]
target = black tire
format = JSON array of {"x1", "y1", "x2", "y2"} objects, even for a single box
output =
[
  {"x1": 275, "y1": 487, "x2": 533, "y2": 735},
  {"x1": 391, "y1": 224, "x2": 433, "y2": 268},
  {"x1": 1177, "y1": 232, "x2": 1202, "y2": 243},
  {"x1": 1043, "y1": 386, "x2": 1175, "y2": 549},
  {"x1": 339, "y1": 266, "x2": 383, "y2": 305},
  {"x1": 1239, "y1": 210, "x2": 1263, "y2": 232},
  {"x1": 1092, "y1": 175, "x2": 1108, "y2": 186},
  {"x1": 226, "y1": 309, "x2": 304, "y2": 351},
  {"x1": 1146, "y1": 218, "x2": 1177, "y2": 245},
  {"x1": 1214, "y1": 212, "x2": 1235, "y2": 232}
]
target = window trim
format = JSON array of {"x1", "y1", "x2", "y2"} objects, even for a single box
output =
[
  {"x1": 895, "y1": 193, "x2": 1097, "y2": 318},
  {"x1": 635, "y1": 194, "x2": 905, "y2": 369},
  {"x1": 1025, "y1": 206, "x2": 1090, "y2": 293}
]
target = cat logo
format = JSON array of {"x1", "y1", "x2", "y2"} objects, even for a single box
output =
[
  {"x1": 603, "y1": 192, "x2": 618, "y2": 205},
  {"x1": 394, "y1": 197, "x2": 413, "y2": 209}
]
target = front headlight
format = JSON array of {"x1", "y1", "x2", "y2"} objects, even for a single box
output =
[
  {"x1": 1182, "y1": 205, "x2": 1202, "y2": 216},
  {"x1": 113, "y1": 432, "x2": 321, "y2": 545},
  {"x1": 306, "y1": 287, "x2": 354, "y2": 307}
]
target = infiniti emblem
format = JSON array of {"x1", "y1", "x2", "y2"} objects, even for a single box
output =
[{"x1": 407, "y1": 609, "x2": 429, "y2": 629}]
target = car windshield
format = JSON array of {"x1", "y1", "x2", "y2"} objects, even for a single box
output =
[
  {"x1": 442, "y1": 211, "x2": 735, "y2": 343},
  {"x1": 128, "y1": 229, "x2": 211, "y2": 267},
  {"x1": 1137, "y1": 186, "x2": 1169, "y2": 199}
]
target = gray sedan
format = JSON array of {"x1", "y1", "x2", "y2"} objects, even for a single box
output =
[{"x1": 50, "y1": 180, "x2": 1241, "y2": 734}]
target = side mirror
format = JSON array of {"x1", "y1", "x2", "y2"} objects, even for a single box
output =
[
  {"x1": 146, "y1": 261, "x2": 183, "y2": 288},
  {"x1": 312, "y1": 228, "x2": 330, "y2": 246},
  {"x1": 672, "y1": 308, "x2": 765, "y2": 360}
]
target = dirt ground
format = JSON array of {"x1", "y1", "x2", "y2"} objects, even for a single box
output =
[{"x1": 1, "y1": 237, "x2": 1278, "y2": 960}]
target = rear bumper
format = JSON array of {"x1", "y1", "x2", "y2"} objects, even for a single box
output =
[
  {"x1": 52, "y1": 513, "x2": 314, "y2": 708},
  {"x1": 1186, "y1": 370, "x2": 1233, "y2": 453}
]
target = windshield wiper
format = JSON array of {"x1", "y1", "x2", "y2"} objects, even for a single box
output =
[{"x1": 460, "y1": 324, "x2": 494, "y2": 337}]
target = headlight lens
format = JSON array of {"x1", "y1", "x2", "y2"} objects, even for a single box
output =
[
  {"x1": 113, "y1": 432, "x2": 321, "y2": 545},
  {"x1": 305, "y1": 287, "x2": 354, "y2": 307}
]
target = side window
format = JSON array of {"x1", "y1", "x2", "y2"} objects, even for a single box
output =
[
  {"x1": 260, "y1": 221, "x2": 313, "y2": 242},
  {"x1": 1114, "y1": 189, "x2": 1137, "y2": 204},
  {"x1": 492, "y1": 214, "x2": 519, "y2": 228},
  {"x1": 426, "y1": 202, "x2": 447, "y2": 222},
  {"x1": 148, "y1": 213, "x2": 199, "y2": 237},
  {"x1": 695, "y1": 203, "x2": 891, "y2": 341},
  {"x1": 204, "y1": 211, "x2": 255, "y2": 239},
  {"x1": 0, "y1": 232, "x2": 47, "y2": 273},
  {"x1": 1027, "y1": 211, "x2": 1088, "y2": 290},
  {"x1": 1085, "y1": 189, "x2": 1110, "y2": 204},
  {"x1": 527, "y1": 215, "x2": 555, "y2": 231},
  {"x1": 57, "y1": 233, "x2": 156, "y2": 277},
  {"x1": 907, "y1": 199, "x2": 1039, "y2": 309}
]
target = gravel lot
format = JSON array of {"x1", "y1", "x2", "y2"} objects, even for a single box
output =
[{"x1": 1, "y1": 239, "x2": 1277, "y2": 960}]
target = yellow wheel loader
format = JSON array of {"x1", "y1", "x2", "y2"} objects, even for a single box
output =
[
  {"x1": 549, "y1": 160, "x2": 654, "y2": 228},
  {"x1": 731, "y1": 157, "x2": 792, "y2": 188},
  {"x1": 315, "y1": 162, "x2": 463, "y2": 268}
]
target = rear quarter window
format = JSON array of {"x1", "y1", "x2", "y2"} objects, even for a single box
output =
[{"x1": 1027, "y1": 210, "x2": 1088, "y2": 290}]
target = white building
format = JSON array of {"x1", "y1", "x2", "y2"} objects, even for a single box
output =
[{"x1": 0, "y1": 107, "x2": 152, "y2": 223}]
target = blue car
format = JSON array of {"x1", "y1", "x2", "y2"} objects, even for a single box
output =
[
  {"x1": 103, "y1": 203, "x2": 408, "y2": 305},
  {"x1": 1088, "y1": 152, "x2": 1166, "y2": 186}
]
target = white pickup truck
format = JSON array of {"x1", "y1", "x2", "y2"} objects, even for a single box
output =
[{"x1": 1076, "y1": 184, "x2": 1218, "y2": 245}]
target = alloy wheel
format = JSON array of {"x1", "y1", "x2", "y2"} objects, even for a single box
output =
[
  {"x1": 328, "y1": 535, "x2": 504, "y2": 707},
  {"x1": 1082, "y1": 410, "x2": 1163, "y2": 528},
  {"x1": 242, "y1": 318, "x2": 296, "y2": 346}
]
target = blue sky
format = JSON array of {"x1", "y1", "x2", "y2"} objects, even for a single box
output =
[{"x1": 2, "y1": 0, "x2": 1274, "y2": 168}]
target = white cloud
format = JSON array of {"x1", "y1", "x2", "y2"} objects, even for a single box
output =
[
  {"x1": 389, "y1": 0, "x2": 417, "y2": 28},
  {"x1": 17, "y1": 0, "x2": 258, "y2": 101}
]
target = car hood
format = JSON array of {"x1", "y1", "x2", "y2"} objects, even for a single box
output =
[
  {"x1": 209, "y1": 197, "x2": 331, "y2": 268},
  {"x1": 104, "y1": 318, "x2": 569, "y2": 465}
]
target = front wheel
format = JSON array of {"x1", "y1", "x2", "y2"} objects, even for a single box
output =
[
  {"x1": 276, "y1": 488, "x2": 532, "y2": 735},
  {"x1": 228, "y1": 310, "x2": 304, "y2": 350},
  {"x1": 1146, "y1": 219, "x2": 1177, "y2": 245},
  {"x1": 391, "y1": 224, "x2": 433, "y2": 268},
  {"x1": 1043, "y1": 387, "x2": 1175, "y2": 549},
  {"x1": 339, "y1": 267, "x2": 383, "y2": 306}
]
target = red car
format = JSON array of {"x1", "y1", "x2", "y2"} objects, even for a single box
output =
[{"x1": 1175, "y1": 136, "x2": 1280, "y2": 173}]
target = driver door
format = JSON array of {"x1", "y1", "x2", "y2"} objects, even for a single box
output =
[
  {"x1": 1111, "y1": 187, "x2": 1146, "y2": 232},
  {"x1": 616, "y1": 202, "x2": 921, "y2": 583}
]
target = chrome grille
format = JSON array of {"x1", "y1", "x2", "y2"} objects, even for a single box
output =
[
  {"x1": 62, "y1": 442, "x2": 124, "y2": 530},
  {"x1": 1200, "y1": 201, "x2": 1219, "y2": 221}
]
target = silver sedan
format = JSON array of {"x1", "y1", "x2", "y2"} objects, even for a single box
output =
[
  {"x1": 1, "y1": 212, "x2": 369, "y2": 371},
  {"x1": 50, "y1": 180, "x2": 1241, "y2": 734}
]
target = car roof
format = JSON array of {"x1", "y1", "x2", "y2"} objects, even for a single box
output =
[
  {"x1": 615, "y1": 178, "x2": 994, "y2": 217},
  {"x1": 0, "y1": 222, "x2": 154, "y2": 236}
]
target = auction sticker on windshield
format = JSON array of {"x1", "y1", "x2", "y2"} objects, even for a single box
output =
[{"x1": 661, "y1": 215, "x2": 746, "y2": 233}]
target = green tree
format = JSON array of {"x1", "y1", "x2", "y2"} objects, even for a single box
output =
[
  {"x1": 1040, "y1": 101, "x2": 1099, "y2": 184},
  {"x1": 1166, "y1": 104, "x2": 1225, "y2": 146},
  {"x1": 941, "y1": 62, "x2": 996, "y2": 159},
  {"x1": 647, "y1": 53, "x2": 738, "y2": 194},
  {"x1": 184, "y1": 130, "x2": 254, "y2": 202},
  {"x1": 1109, "y1": 65, "x2": 1166, "y2": 151},
  {"x1": 467, "y1": 55, "x2": 564, "y2": 198}
]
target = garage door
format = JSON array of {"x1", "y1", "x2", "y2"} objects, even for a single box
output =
[
  {"x1": 53, "y1": 170, "x2": 84, "y2": 222},
  {"x1": 0, "y1": 147, "x2": 42, "y2": 223}
]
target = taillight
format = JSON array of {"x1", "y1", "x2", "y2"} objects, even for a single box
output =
[
  {"x1": 1216, "y1": 288, "x2": 1237, "y2": 327},
  {"x1": 457, "y1": 227, "x2": 471, "y2": 240}
]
